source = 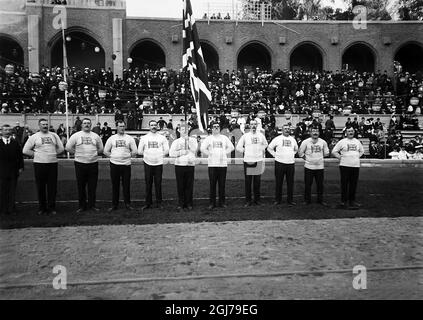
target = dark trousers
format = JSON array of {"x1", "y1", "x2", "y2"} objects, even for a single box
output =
[
  {"x1": 110, "y1": 163, "x2": 131, "y2": 207},
  {"x1": 0, "y1": 176, "x2": 17, "y2": 214},
  {"x1": 339, "y1": 166, "x2": 360, "y2": 204},
  {"x1": 175, "y1": 166, "x2": 195, "y2": 208},
  {"x1": 144, "y1": 163, "x2": 163, "y2": 206},
  {"x1": 304, "y1": 168, "x2": 324, "y2": 203},
  {"x1": 74, "y1": 161, "x2": 98, "y2": 209},
  {"x1": 34, "y1": 162, "x2": 58, "y2": 211},
  {"x1": 275, "y1": 162, "x2": 295, "y2": 203},
  {"x1": 208, "y1": 167, "x2": 227, "y2": 206},
  {"x1": 244, "y1": 163, "x2": 261, "y2": 202}
]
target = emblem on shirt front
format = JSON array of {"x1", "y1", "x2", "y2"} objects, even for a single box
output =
[
  {"x1": 148, "y1": 141, "x2": 159, "y2": 148},
  {"x1": 213, "y1": 141, "x2": 223, "y2": 148},
  {"x1": 116, "y1": 140, "x2": 126, "y2": 148},
  {"x1": 251, "y1": 137, "x2": 259, "y2": 144},
  {"x1": 347, "y1": 144, "x2": 357, "y2": 151},
  {"x1": 311, "y1": 145, "x2": 322, "y2": 153},
  {"x1": 41, "y1": 137, "x2": 53, "y2": 145},
  {"x1": 282, "y1": 140, "x2": 292, "y2": 147},
  {"x1": 81, "y1": 137, "x2": 92, "y2": 145}
]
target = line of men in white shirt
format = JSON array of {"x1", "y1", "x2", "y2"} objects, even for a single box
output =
[{"x1": 20, "y1": 117, "x2": 364, "y2": 215}]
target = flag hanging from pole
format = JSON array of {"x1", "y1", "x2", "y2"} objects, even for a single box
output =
[{"x1": 182, "y1": 0, "x2": 211, "y2": 132}]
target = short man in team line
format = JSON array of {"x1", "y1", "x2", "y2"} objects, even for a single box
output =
[
  {"x1": 267, "y1": 124, "x2": 298, "y2": 206},
  {"x1": 298, "y1": 127, "x2": 330, "y2": 206},
  {"x1": 23, "y1": 118, "x2": 64, "y2": 215},
  {"x1": 236, "y1": 120, "x2": 268, "y2": 207},
  {"x1": 103, "y1": 120, "x2": 138, "y2": 212},
  {"x1": 169, "y1": 121, "x2": 198, "y2": 211},
  {"x1": 138, "y1": 120, "x2": 169, "y2": 210},
  {"x1": 201, "y1": 122, "x2": 234, "y2": 210},
  {"x1": 332, "y1": 127, "x2": 364, "y2": 210},
  {"x1": 66, "y1": 118, "x2": 104, "y2": 213}
]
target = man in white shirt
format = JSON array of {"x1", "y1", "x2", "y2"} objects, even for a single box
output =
[
  {"x1": 200, "y1": 122, "x2": 234, "y2": 210},
  {"x1": 236, "y1": 120, "x2": 268, "y2": 206},
  {"x1": 332, "y1": 127, "x2": 364, "y2": 210},
  {"x1": 23, "y1": 118, "x2": 64, "y2": 215},
  {"x1": 103, "y1": 120, "x2": 137, "y2": 212},
  {"x1": 138, "y1": 120, "x2": 169, "y2": 210},
  {"x1": 169, "y1": 121, "x2": 198, "y2": 211},
  {"x1": 298, "y1": 127, "x2": 330, "y2": 206},
  {"x1": 66, "y1": 118, "x2": 104, "y2": 213},
  {"x1": 267, "y1": 124, "x2": 298, "y2": 206}
]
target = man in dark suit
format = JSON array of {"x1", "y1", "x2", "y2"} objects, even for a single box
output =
[{"x1": 0, "y1": 124, "x2": 24, "y2": 215}]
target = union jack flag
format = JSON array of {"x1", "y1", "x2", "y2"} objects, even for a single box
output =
[{"x1": 182, "y1": 0, "x2": 211, "y2": 132}]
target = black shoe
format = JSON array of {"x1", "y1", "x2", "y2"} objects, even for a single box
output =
[
  {"x1": 207, "y1": 204, "x2": 215, "y2": 210},
  {"x1": 336, "y1": 202, "x2": 348, "y2": 209},
  {"x1": 90, "y1": 207, "x2": 100, "y2": 213},
  {"x1": 317, "y1": 201, "x2": 328, "y2": 207},
  {"x1": 37, "y1": 210, "x2": 46, "y2": 216},
  {"x1": 176, "y1": 206, "x2": 183, "y2": 212},
  {"x1": 349, "y1": 202, "x2": 360, "y2": 210},
  {"x1": 75, "y1": 208, "x2": 85, "y2": 214},
  {"x1": 108, "y1": 206, "x2": 118, "y2": 213},
  {"x1": 244, "y1": 201, "x2": 252, "y2": 208},
  {"x1": 186, "y1": 206, "x2": 193, "y2": 211},
  {"x1": 218, "y1": 203, "x2": 227, "y2": 209},
  {"x1": 254, "y1": 200, "x2": 262, "y2": 206},
  {"x1": 141, "y1": 205, "x2": 151, "y2": 211},
  {"x1": 125, "y1": 204, "x2": 134, "y2": 211},
  {"x1": 287, "y1": 201, "x2": 296, "y2": 207},
  {"x1": 273, "y1": 201, "x2": 281, "y2": 206}
]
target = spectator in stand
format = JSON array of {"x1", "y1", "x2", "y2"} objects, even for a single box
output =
[
  {"x1": 369, "y1": 140, "x2": 381, "y2": 159},
  {"x1": 224, "y1": 13, "x2": 231, "y2": 19},
  {"x1": 101, "y1": 122, "x2": 112, "y2": 146}
]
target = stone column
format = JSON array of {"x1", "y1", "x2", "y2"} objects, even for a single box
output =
[
  {"x1": 27, "y1": 15, "x2": 39, "y2": 73},
  {"x1": 112, "y1": 18, "x2": 123, "y2": 79}
]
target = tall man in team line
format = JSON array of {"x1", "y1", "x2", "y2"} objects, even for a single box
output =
[
  {"x1": 236, "y1": 120, "x2": 268, "y2": 207},
  {"x1": 298, "y1": 127, "x2": 330, "y2": 206},
  {"x1": 201, "y1": 122, "x2": 234, "y2": 210},
  {"x1": 169, "y1": 121, "x2": 198, "y2": 212},
  {"x1": 66, "y1": 118, "x2": 104, "y2": 213},
  {"x1": 138, "y1": 120, "x2": 169, "y2": 210},
  {"x1": 332, "y1": 127, "x2": 364, "y2": 210},
  {"x1": 23, "y1": 118, "x2": 64, "y2": 215},
  {"x1": 103, "y1": 120, "x2": 138, "y2": 212},
  {"x1": 268, "y1": 124, "x2": 298, "y2": 206}
]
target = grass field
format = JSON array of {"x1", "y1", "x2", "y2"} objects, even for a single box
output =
[{"x1": 1, "y1": 159, "x2": 422, "y2": 229}]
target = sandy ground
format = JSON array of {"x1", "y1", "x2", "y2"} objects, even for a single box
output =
[{"x1": 1, "y1": 217, "x2": 422, "y2": 299}]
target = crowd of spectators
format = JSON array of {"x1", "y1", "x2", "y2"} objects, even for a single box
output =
[{"x1": 1, "y1": 65, "x2": 422, "y2": 119}]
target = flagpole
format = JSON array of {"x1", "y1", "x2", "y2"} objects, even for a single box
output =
[
  {"x1": 62, "y1": 27, "x2": 70, "y2": 159},
  {"x1": 182, "y1": 0, "x2": 188, "y2": 150}
]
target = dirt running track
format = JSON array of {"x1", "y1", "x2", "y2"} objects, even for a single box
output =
[{"x1": 0, "y1": 217, "x2": 422, "y2": 299}]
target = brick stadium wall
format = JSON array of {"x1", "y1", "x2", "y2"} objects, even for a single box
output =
[{"x1": 1, "y1": 6, "x2": 422, "y2": 74}]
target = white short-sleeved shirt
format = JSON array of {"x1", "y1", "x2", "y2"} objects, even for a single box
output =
[
  {"x1": 23, "y1": 132, "x2": 63, "y2": 163},
  {"x1": 169, "y1": 137, "x2": 198, "y2": 166},
  {"x1": 66, "y1": 131, "x2": 103, "y2": 164},
  {"x1": 138, "y1": 132, "x2": 169, "y2": 166},
  {"x1": 104, "y1": 134, "x2": 137, "y2": 166},
  {"x1": 298, "y1": 137, "x2": 330, "y2": 170},
  {"x1": 236, "y1": 131, "x2": 268, "y2": 163},
  {"x1": 268, "y1": 135, "x2": 298, "y2": 164},
  {"x1": 201, "y1": 134, "x2": 234, "y2": 167},
  {"x1": 332, "y1": 138, "x2": 364, "y2": 168}
]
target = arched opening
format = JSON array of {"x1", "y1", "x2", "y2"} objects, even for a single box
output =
[
  {"x1": 290, "y1": 43, "x2": 323, "y2": 72},
  {"x1": 51, "y1": 31, "x2": 105, "y2": 69},
  {"x1": 130, "y1": 40, "x2": 165, "y2": 69},
  {"x1": 395, "y1": 43, "x2": 423, "y2": 73},
  {"x1": 0, "y1": 36, "x2": 24, "y2": 67},
  {"x1": 237, "y1": 42, "x2": 271, "y2": 71},
  {"x1": 200, "y1": 41, "x2": 219, "y2": 71},
  {"x1": 342, "y1": 43, "x2": 375, "y2": 72}
]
